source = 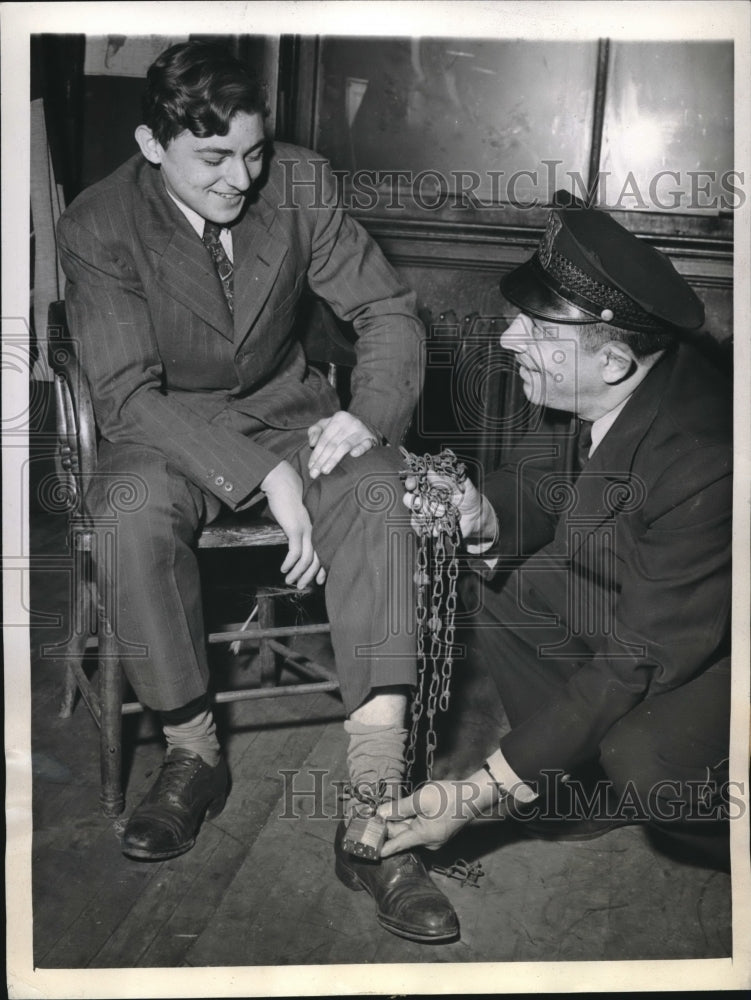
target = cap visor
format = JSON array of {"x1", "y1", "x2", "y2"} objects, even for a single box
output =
[{"x1": 500, "y1": 258, "x2": 599, "y2": 324}]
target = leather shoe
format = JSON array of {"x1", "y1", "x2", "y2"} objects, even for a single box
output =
[
  {"x1": 513, "y1": 814, "x2": 632, "y2": 841},
  {"x1": 122, "y1": 748, "x2": 229, "y2": 861},
  {"x1": 509, "y1": 780, "x2": 633, "y2": 842},
  {"x1": 334, "y1": 821, "x2": 459, "y2": 943}
]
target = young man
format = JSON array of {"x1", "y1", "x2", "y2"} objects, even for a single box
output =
[
  {"x1": 380, "y1": 207, "x2": 732, "y2": 875},
  {"x1": 57, "y1": 40, "x2": 458, "y2": 942}
]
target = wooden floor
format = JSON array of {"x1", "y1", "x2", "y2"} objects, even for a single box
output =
[{"x1": 27, "y1": 510, "x2": 734, "y2": 981}]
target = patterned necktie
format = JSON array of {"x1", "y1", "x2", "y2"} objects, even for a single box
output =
[
  {"x1": 576, "y1": 419, "x2": 593, "y2": 472},
  {"x1": 202, "y1": 222, "x2": 234, "y2": 313}
]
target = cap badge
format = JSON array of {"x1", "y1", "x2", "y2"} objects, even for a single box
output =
[{"x1": 538, "y1": 212, "x2": 562, "y2": 269}]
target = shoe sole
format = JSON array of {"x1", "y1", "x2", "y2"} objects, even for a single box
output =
[
  {"x1": 122, "y1": 838, "x2": 196, "y2": 862},
  {"x1": 334, "y1": 857, "x2": 459, "y2": 944}
]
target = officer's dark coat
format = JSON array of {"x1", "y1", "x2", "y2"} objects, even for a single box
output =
[{"x1": 481, "y1": 345, "x2": 732, "y2": 783}]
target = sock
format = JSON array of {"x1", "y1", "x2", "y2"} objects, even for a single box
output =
[
  {"x1": 343, "y1": 719, "x2": 407, "y2": 816},
  {"x1": 161, "y1": 708, "x2": 221, "y2": 768}
]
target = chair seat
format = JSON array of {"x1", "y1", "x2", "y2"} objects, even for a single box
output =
[{"x1": 198, "y1": 511, "x2": 287, "y2": 549}]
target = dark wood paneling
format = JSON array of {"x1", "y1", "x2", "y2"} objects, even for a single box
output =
[
  {"x1": 359, "y1": 218, "x2": 733, "y2": 471},
  {"x1": 357, "y1": 216, "x2": 733, "y2": 342}
]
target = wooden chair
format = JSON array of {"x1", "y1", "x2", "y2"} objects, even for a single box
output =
[{"x1": 46, "y1": 299, "x2": 354, "y2": 817}]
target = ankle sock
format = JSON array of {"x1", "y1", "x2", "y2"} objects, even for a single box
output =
[
  {"x1": 343, "y1": 719, "x2": 407, "y2": 813},
  {"x1": 161, "y1": 707, "x2": 220, "y2": 768}
]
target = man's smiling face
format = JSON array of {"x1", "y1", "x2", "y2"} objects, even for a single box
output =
[{"x1": 141, "y1": 111, "x2": 266, "y2": 225}]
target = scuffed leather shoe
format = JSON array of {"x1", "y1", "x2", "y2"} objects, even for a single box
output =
[
  {"x1": 122, "y1": 748, "x2": 229, "y2": 861},
  {"x1": 334, "y1": 821, "x2": 459, "y2": 943}
]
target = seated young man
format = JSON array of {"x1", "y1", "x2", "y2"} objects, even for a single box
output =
[
  {"x1": 58, "y1": 40, "x2": 458, "y2": 943},
  {"x1": 380, "y1": 206, "x2": 732, "y2": 875}
]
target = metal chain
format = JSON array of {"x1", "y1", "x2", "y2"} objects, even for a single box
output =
[
  {"x1": 441, "y1": 523, "x2": 461, "y2": 712},
  {"x1": 339, "y1": 778, "x2": 389, "y2": 815},
  {"x1": 405, "y1": 527, "x2": 429, "y2": 779},
  {"x1": 400, "y1": 447, "x2": 466, "y2": 785}
]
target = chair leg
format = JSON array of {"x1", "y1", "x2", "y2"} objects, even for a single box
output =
[
  {"x1": 98, "y1": 641, "x2": 125, "y2": 817},
  {"x1": 54, "y1": 551, "x2": 97, "y2": 718},
  {"x1": 58, "y1": 663, "x2": 80, "y2": 719},
  {"x1": 96, "y1": 550, "x2": 125, "y2": 815},
  {"x1": 257, "y1": 593, "x2": 279, "y2": 687}
]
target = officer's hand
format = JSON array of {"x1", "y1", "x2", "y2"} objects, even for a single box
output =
[
  {"x1": 376, "y1": 781, "x2": 477, "y2": 857},
  {"x1": 307, "y1": 411, "x2": 378, "y2": 479},
  {"x1": 402, "y1": 469, "x2": 497, "y2": 544},
  {"x1": 260, "y1": 461, "x2": 327, "y2": 588}
]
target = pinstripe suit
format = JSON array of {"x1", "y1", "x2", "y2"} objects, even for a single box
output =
[{"x1": 57, "y1": 145, "x2": 424, "y2": 712}]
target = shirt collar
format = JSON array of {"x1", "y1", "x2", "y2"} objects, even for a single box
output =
[
  {"x1": 165, "y1": 188, "x2": 217, "y2": 238},
  {"x1": 589, "y1": 393, "x2": 633, "y2": 456}
]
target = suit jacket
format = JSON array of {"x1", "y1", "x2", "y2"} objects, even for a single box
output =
[
  {"x1": 57, "y1": 144, "x2": 424, "y2": 508},
  {"x1": 480, "y1": 345, "x2": 732, "y2": 782}
]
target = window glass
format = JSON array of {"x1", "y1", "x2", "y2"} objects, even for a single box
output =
[
  {"x1": 598, "y1": 42, "x2": 734, "y2": 214},
  {"x1": 316, "y1": 37, "x2": 597, "y2": 208}
]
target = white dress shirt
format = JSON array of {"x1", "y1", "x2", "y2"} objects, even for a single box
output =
[{"x1": 166, "y1": 189, "x2": 234, "y2": 263}]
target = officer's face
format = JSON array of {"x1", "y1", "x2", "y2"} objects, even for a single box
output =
[
  {"x1": 147, "y1": 111, "x2": 266, "y2": 225},
  {"x1": 500, "y1": 313, "x2": 604, "y2": 415}
]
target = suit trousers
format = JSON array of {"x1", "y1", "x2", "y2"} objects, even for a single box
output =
[
  {"x1": 87, "y1": 432, "x2": 417, "y2": 715},
  {"x1": 463, "y1": 574, "x2": 731, "y2": 868}
]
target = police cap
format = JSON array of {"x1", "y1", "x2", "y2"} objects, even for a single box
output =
[{"x1": 500, "y1": 206, "x2": 705, "y2": 333}]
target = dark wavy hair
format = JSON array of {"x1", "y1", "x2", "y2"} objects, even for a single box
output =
[{"x1": 142, "y1": 41, "x2": 268, "y2": 147}]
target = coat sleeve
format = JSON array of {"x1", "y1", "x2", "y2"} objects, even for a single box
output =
[
  {"x1": 484, "y1": 447, "x2": 564, "y2": 558},
  {"x1": 499, "y1": 443, "x2": 733, "y2": 784},
  {"x1": 300, "y1": 157, "x2": 425, "y2": 445},
  {"x1": 57, "y1": 213, "x2": 284, "y2": 507},
  {"x1": 468, "y1": 422, "x2": 571, "y2": 577}
]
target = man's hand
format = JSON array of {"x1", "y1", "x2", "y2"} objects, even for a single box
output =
[
  {"x1": 307, "y1": 411, "x2": 378, "y2": 479},
  {"x1": 260, "y1": 460, "x2": 326, "y2": 588},
  {"x1": 402, "y1": 470, "x2": 497, "y2": 546},
  {"x1": 376, "y1": 778, "x2": 492, "y2": 858}
]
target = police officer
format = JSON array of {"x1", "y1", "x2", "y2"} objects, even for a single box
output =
[{"x1": 379, "y1": 206, "x2": 732, "y2": 873}]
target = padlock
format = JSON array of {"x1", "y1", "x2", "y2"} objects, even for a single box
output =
[{"x1": 341, "y1": 812, "x2": 387, "y2": 861}]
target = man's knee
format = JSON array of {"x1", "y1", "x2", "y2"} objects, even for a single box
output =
[
  {"x1": 599, "y1": 722, "x2": 659, "y2": 806},
  {"x1": 331, "y1": 446, "x2": 405, "y2": 516},
  {"x1": 602, "y1": 718, "x2": 732, "y2": 870},
  {"x1": 308, "y1": 446, "x2": 408, "y2": 556},
  {"x1": 600, "y1": 722, "x2": 705, "y2": 823}
]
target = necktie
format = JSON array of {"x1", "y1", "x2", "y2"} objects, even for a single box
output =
[
  {"x1": 576, "y1": 419, "x2": 593, "y2": 472},
  {"x1": 202, "y1": 222, "x2": 234, "y2": 313}
]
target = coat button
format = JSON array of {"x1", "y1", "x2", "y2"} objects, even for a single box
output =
[
  {"x1": 224, "y1": 482, "x2": 234, "y2": 492},
  {"x1": 215, "y1": 475, "x2": 225, "y2": 486}
]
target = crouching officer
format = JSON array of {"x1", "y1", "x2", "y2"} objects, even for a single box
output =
[{"x1": 380, "y1": 205, "x2": 732, "y2": 873}]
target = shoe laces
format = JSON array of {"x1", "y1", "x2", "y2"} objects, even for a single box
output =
[
  {"x1": 157, "y1": 752, "x2": 203, "y2": 797},
  {"x1": 340, "y1": 779, "x2": 391, "y2": 816}
]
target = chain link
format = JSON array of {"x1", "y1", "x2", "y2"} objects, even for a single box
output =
[
  {"x1": 405, "y1": 526, "x2": 428, "y2": 779},
  {"x1": 400, "y1": 446, "x2": 466, "y2": 785}
]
